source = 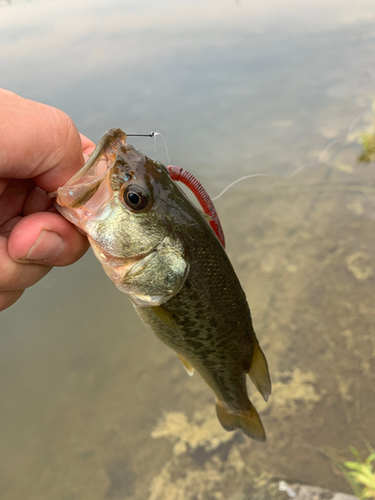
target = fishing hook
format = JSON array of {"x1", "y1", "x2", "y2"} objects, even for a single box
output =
[{"x1": 126, "y1": 132, "x2": 225, "y2": 247}]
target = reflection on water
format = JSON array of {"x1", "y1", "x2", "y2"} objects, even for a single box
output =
[{"x1": 1, "y1": 0, "x2": 375, "y2": 499}]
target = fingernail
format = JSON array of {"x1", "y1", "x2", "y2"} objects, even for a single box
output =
[{"x1": 25, "y1": 230, "x2": 65, "y2": 261}]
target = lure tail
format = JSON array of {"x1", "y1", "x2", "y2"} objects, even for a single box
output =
[{"x1": 167, "y1": 165, "x2": 225, "y2": 248}]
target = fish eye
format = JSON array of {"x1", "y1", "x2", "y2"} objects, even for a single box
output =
[{"x1": 123, "y1": 184, "x2": 149, "y2": 210}]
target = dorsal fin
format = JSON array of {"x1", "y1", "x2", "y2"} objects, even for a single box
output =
[
  {"x1": 247, "y1": 343, "x2": 271, "y2": 402},
  {"x1": 177, "y1": 354, "x2": 195, "y2": 376},
  {"x1": 199, "y1": 209, "x2": 213, "y2": 222}
]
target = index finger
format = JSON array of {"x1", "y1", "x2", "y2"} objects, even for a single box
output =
[
  {"x1": 80, "y1": 133, "x2": 96, "y2": 156},
  {"x1": 0, "y1": 90, "x2": 95, "y2": 192}
]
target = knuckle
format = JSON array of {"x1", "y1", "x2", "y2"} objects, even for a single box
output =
[
  {"x1": 58, "y1": 110, "x2": 77, "y2": 147},
  {"x1": 0, "y1": 257, "x2": 50, "y2": 291},
  {"x1": 0, "y1": 258, "x2": 25, "y2": 290},
  {"x1": 50, "y1": 110, "x2": 81, "y2": 163}
]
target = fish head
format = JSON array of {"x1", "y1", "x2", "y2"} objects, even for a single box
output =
[{"x1": 54, "y1": 128, "x2": 195, "y2": 293}]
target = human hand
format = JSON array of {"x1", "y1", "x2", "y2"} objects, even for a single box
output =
[{"x1": 0, "y1": 89, "x2": 95, "y2": 311}]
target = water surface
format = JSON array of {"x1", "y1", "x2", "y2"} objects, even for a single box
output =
[{"x1": 1, "y1": 1, "x2": 375, "y2": 498}]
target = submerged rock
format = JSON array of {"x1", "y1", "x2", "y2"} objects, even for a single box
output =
[{"x1": 278, "y1": 481, "x2": 357, "y2": 500}]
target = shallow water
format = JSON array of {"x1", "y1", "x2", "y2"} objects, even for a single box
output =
[{"x1": 1, "y1": 1, "x2": 375, "y2": 499}]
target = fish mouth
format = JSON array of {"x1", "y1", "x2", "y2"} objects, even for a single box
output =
[
  {"x1": 50, "y1": 130, "x2": 125, "y2": 217},
  {"x1": 52, "y1": 168, "x2": 116, "y2": 230}
]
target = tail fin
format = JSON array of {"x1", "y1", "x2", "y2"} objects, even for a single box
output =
[
  {"x1": 248, "y1": 342, "x2": 272, "y2": 402},
  {"x1": 215, "y1": 399, "x2": 266, "y2": 442}
]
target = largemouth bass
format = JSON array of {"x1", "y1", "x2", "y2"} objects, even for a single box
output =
[{"x1": 53, "y1": 128, "x2": 271, "y2": 441}]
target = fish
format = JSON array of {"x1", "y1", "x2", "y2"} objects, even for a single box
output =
[{"x1": 53, "y1": 128, "x2": 271, "y2": 441}]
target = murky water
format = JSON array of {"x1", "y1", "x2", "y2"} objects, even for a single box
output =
[{"x1": 1, "y1": 1, "x2": 375, "y2": 499}]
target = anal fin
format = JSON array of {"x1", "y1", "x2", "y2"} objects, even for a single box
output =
[
  {"x1": 248, "y1": 342, "x2": 271, "y2": 402},
  {"x1": 177, "y1": 354, "x2": 195, "y2": 376},
  {"x1": 215, "y1": 399, "x2": 266, "y2": 442}
]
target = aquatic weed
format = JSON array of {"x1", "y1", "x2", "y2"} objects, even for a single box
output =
[
  {"x1": 358, "y1": 100, "x2": 375, "y2": 163},
  {"x1": 358, "y1": 133, "x2": 375, "y2": 163},
  {"x1": 325, "y1": 445, "x2": 375, "y2": 499}
]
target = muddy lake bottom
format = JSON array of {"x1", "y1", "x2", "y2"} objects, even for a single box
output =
[{"x1": 1, "y1": 158, "x2": 375, "y2": 500}]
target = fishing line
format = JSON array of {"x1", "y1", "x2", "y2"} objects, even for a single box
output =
[
  {"x1": 347, "y1": 111, "x2": 367, "y2": 138},
  {"x1": 153, "y1": 132, "x2": 171, "y2": 166},
  {"x1": 211, "y1": 163, "x2": 318, "y2": 201},
  {"x1": 127, "y1": 131, "x2": 171, "y2": 167},
  {"x1": 126, "y1": 108, "x2": 371, "y2": 202},
  {"x1": 212, "y1": 109, "x2": 372, "y2": 201}
]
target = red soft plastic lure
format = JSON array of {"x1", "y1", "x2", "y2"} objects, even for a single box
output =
[{"x1": 167, "y1": 165, "x2": 225, "y2": 248}]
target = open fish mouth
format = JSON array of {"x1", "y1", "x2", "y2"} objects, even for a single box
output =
[{"x1": 48, "y1": 129, "x2": 127, "y2": 226}]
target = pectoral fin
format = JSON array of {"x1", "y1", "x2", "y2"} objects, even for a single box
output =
[
  {"x1": 247, "y1": 343, "x2": 271, "y2": 402},
  {"x1": 177, "y1": 354, "x2": 194, "y2": 376},
  {"x1": 117, "y1": 237, "x2": 188, "y2": 307},
  {"x1": 150, "y1": 305, "x2": 184, "y2": 340}
]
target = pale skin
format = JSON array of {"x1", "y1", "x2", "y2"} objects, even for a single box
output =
[{"x1": 0, "y1": 89, "x2": 96, "y2": 311}]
